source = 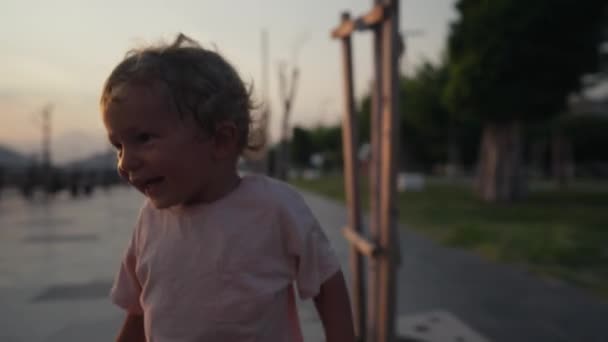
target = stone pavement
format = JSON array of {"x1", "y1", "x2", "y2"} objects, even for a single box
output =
[
  {"x1": 0, "y1": 187, "x2": 136, "y2": 342},
  {"x1": 0, "y1": 186, "x2": 328, "y2": 342},
  {"x1": 0, "y1": 185, "x2": 607, "y2": 341}
]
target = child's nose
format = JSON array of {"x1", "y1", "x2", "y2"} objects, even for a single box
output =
[{"x1": 117, "y1": 149, "x2": 143, "y2": 175}]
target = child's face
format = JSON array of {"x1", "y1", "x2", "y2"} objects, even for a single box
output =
[{"x1": 102, "y1": 82, "x2": 218, "y2": 209}]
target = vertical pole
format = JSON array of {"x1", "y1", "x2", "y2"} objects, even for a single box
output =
[
  {"x1": 261, "y1": 29, "x2": 271, "y2": 174},
  {"x1": 378, "y1": 0, "x2": 399, "y2": 341},
  {"x1": 368, "y1": 1, "x2": 384, "y2": 339},
  {"x1": 339, "y1": 11, "x2": 366, "y2": 341},
  {"x1": 262, "y1": 30, "x2": 269, "y2": 105},
  {"x1": 278, "y1": 64, "x2": 298, "y2": 180},
  {"x1": 42, "y1": 105, "x2": 52, "y2": 170}
]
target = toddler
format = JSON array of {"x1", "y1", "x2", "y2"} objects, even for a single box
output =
[{"x1": 101, "y1": 33, "x2": 355, "y2": 341}]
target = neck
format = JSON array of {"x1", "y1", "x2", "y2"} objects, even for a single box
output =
[
  {"x1": 212, "y1": 169, "x2": 241, "y2": 202},
  {"x1": 183, "y1": 168, "x2": 241, "y2": 207}
]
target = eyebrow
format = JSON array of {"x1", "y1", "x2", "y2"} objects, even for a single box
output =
[{"x1": 107, "y1": 126, "x2": 139, "y2": 138}]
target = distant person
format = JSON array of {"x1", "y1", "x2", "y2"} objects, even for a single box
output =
[{"x1": 100, "y1": 33, "x2": 355, "y2": 342}]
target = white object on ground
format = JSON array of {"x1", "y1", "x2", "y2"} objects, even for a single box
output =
[
  {"x1": 396, "y1": 310, "x2": 490, "y2": 342},
  {"x1": 397, "y1": 172, "x2": 425, "y2": 192}
]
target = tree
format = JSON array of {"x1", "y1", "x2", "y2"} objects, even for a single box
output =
[
  {"x1": 309, "y1": 125, "x2": 343, "y2": 170},
  {"x1": 445, "y1": 0, "x2": 607, "y2": 202},
  {"x1": 286, "y1": 124, "x2": 344, "y2": 171},
  {"x1": 357, "y1": 63, "x2": 481, "y2": 173},
  {"x1": 400, "y1": 62, "x2": 451, "y2": 171},
  {"x1": 291, "y1": 126, "x2": 314, "y2": 167}
]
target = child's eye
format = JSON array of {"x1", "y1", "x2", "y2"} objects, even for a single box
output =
[{"x1": 136, "y1": 133, "x2": 153, "y2": 144}]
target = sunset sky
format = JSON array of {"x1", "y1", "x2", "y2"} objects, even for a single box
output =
[{"x1": 0, "y1": 0, "x2": 456, "y2": 163}]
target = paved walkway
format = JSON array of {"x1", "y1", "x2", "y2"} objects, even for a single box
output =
[
  {"x1": 0, "y1": 186, "x2": 607, "y2": 341},
  {"x1": 301, "y1": 189, "x2": 608, "y2": 342}
]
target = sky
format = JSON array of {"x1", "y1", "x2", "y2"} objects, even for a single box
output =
[{"x1": 0, "y1": 0, "x2": 457, "y2": 164}]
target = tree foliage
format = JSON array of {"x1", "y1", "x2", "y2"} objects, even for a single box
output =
[
  {"x1": 290, "y1": 125, "x2": 342, "y2": 169},
  {"x1": 445, "y1": 0, "x2": 607, "y2": 123},
  {"x1": 355, "y1": 63, "x2": 481, "y2": 171}
]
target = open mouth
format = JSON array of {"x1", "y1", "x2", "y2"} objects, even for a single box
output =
[{"x1": 135, "y1": 176, "x2": 165, "y2": 195}]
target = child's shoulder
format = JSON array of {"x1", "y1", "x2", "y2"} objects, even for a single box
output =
[{"x1": 240, "y1": 174, "x2": 308, "y2": 209}]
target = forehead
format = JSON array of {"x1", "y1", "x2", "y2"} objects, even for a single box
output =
[
  {"x1": 106, "y1": 81, "x2": 173, "y2": 113},
  {"x1": 102, "y1": 82, "x2": 177, "y2": 129}
]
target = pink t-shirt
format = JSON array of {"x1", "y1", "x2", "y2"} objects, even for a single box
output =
[{"x1": 110, "y1": 175, "x2": 341, "y2": 341}]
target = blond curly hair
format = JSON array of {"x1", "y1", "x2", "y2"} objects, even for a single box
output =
[{"x1": 100, "y1": 33, "x2": 262, "y2": 151}]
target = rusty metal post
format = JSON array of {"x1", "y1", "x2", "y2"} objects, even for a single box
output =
[
  {"x1": 377, "y1": 0, "x2": 400, "y2": 341},
  {"x1": 338, "y1": 11, "x2": 366, "y2": 340}
]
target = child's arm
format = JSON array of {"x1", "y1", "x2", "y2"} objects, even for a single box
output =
[
  {"x1": 313, "y1": 270, "x2": 356, "y2": 342},
  {"x1": 116, "y1": 313, "x2": 146, "y2": 342}
]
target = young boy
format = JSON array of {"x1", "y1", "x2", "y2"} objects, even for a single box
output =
[{"x1": 102, "y1": 33, "x2": 355, "y2": 341}]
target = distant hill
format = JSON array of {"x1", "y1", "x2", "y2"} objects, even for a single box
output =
[
  {"x1": 52, "y1": 131, "x2": 107, "y2": 165},
  {"x1": 66, "y1": 150, "x2": 115, "y2": 170},
  {"x1": 0, "y1": 145, "x2": 30, "y2": 168}
]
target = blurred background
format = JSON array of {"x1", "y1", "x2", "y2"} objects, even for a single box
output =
[{"x1": 1, "y1": 0, "x2": 607, "y2": 341}]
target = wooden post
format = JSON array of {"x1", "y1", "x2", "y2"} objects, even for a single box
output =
[
  {"x1": 377, "y1": 0, "x2": 400, "y2": 340},
  {"x1": 331, "y1": 2, "x2": 401, "y2": 341},
  {"x1": 367, "y1": 0, "x2": 384, "y2": 338},
  {"x1": 338, "y1": 11, "x2": 366, "y2": 340}
]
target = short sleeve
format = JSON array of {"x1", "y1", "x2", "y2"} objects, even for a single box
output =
[
  {"x1": 278, "y1": 187, "x2": 341, "y2": 300},
  {"x1": 110, "y1": 220, "x2": 143, "y2": 314}
]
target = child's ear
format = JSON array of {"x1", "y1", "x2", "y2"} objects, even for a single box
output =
[{"x1": 211, "y1": 121, "x2": 239, "y2": 159}]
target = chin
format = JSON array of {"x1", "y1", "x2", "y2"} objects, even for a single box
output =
[{"x1": 148, "y1": 197, "x2": 175, "y2": 209}]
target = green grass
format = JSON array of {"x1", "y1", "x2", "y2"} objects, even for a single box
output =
[{"x1": 291, "y1": 175, "x2": 608, "y2": 298}]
